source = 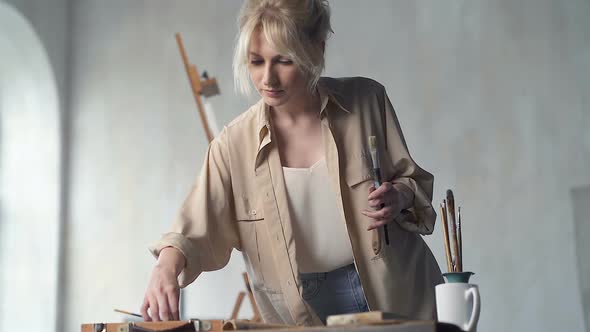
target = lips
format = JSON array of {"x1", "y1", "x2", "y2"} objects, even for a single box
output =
[{"x1": 264, "y1": 89, "x2": 284, "y2": 98}]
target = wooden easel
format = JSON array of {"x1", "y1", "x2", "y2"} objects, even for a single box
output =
[
  {"x1": 175, "y1": 33, "x2": 220, "y2": 143},
  {"x1": 230, "y1": 273, "x2": 262, "y2": 322}
]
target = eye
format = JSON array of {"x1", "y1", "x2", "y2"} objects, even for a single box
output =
[
  {"x1": 249, "y1": 59, "x2": 264, "y2": 65},
  {"x1": 278, "y1": 58, "x2": 293, "y2": 65}
]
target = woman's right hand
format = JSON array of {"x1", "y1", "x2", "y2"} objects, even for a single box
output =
[{"x1": 141, "y1": 247, "x2": 186, "y2": 321}]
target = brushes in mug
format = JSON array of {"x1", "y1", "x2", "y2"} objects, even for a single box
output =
[
  {"x1": 439, "y1": 202, "x2": 453, "y2": 272},
  {"x1": 368, "y1": 136, "x2": 390, "y2": 252},
  {"x1": 445, "y1": 190, "x2": 461, "y2": 272}
]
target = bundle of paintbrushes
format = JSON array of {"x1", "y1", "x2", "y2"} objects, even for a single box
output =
[{"x1": 439, "y1": 189, "x2": 464, "y2": 274}]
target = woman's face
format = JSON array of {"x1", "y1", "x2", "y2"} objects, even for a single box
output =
[{"x1": 248, "y1": 29, "x2": 308, "y2": 110}]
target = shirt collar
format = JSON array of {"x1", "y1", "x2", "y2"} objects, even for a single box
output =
[
  {"x1": 317, "y1": 78, "x2": 351, "y2": 116},
  {"x1": 255, "y1": 77, "x2": 351, "y2": 150}
]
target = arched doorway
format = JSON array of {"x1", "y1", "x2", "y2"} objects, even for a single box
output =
[{"x1": 0, "y1": 3, "x2": 60, "y2": 331}]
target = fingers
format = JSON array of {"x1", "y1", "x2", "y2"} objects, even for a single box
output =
[
  {"x1": 142, "y1": 290, "x2": 178, "y2": 321},
  {"x1": 368, "y1": 197, "x2": 386, "y2": 208},
  {"x1": 367, "y1": 182, "x2": 393, "y2": 208},
  {"x1": 367, "y1": 219, "x2": 389, "y2": 231},
  {"x1": 167, "y1": 288, "x2": 180, "y2": 321},
  {"x1": 156, "y1": 292, "x2": 171, "y2": 321},
  {"x1": 149, "y1": 295, "x2": 160, "y2": 321},
  {"x1": 367, "y1": 182, "x2": 392, "y2": 201},
  {"x1": 362, "y1": 204, "x2": 395, "y2": 231},
  {"x1": 141, "y1": 297, "x2": 151, "y2": 321},
  {"x1": 362, "y1": 205, "x2": 393, "y2": 220},
  {"x1": 143, "y1": 264, "x2": 181, "y2": 322}
]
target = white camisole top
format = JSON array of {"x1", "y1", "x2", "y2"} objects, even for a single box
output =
[{"x1": 282, "y1": 157, "x2": 355, "y2": 273}]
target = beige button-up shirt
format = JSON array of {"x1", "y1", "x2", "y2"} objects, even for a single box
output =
[{"x1": 150, "y1": 77, "x2": 443, "y2": 326}]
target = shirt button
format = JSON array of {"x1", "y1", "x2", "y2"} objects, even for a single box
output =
[{"x1": 250, "y1": 209, "x2": 257, "y2": 215}]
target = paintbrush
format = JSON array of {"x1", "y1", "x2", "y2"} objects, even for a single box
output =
[
  {"x1": 446, "y1": 190, "x2": 461, "y2": 272},
  {"x1": 368, "y1": 136, "x2": 389, "y2": 254},
  {"x1": 439, "y1": 202, "x2": 453, "y2": 272},
  {"x1": 457, "y1": 206, "x2": 463, "y2": 271},
  {"x1": 114, "y1": 309, "x2": 142, "y2": 318}
]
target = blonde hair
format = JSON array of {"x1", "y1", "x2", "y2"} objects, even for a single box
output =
[{"x1": 233, "y1": 0, "x2": 332, "y2": 96}]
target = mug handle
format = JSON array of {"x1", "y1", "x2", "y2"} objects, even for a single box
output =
[{"x1": 464, "y1": 286, "x2": 481, "y2": 332}]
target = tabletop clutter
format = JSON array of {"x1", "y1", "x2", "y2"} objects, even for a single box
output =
[{"x1": 82, "y1": 313, "x2": 463, "y2": 332}]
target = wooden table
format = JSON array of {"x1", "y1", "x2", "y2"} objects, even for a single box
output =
[{"x1": 81, "y1": 320, "x2": 463, "y2": 332}]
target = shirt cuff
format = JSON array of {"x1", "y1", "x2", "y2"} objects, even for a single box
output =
[
  {"x1": 391, "y1": 177, "x2": 436, "y2": 234},
  {"x1": 148, "y1": 232, "x2": 203, "y2": 288}
]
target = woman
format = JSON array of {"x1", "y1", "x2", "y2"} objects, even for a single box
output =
[{"x1": 142, "y1": 0, "x2": 442, "y2": 325}]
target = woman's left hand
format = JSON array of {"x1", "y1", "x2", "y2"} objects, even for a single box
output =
[{"x1": 361, "y1": 182, "x2": 402, "y2": 231}]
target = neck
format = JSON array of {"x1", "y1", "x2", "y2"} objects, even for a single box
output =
[{"x1": 271, "y1": 88, "x2": 321, "y2": 123}]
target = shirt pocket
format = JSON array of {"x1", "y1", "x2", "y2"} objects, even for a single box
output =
[
  {"x1": 235, "y1": 194, "x2": 265, "y2": 221},
  {"x1": 235, "y1": 194, "x2": 265, "y2": 284},
  {"x1": 345, "y1": 147, "x2": 396, "y2": 188},
  {"x1": 345, "y1": 153, "x2": 374, "y2": 188}
]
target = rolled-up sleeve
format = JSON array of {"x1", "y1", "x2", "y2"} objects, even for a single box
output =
[
  {"x1": 149, "y1": 128, "x2": 239, "y2": 287},
  {"x1": 380, "y1": 87, "x2": 437, "y2": 235}
]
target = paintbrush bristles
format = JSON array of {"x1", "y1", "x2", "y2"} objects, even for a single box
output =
[
  {"x1": 446, "y1": 189, "x2": 454, "y2": 201},
  {"x1": 368, "y1": 136, "x2": 380, "y2": 171},
  {"x1": 368, "y1": 136, "x2": 377, "y2": 151}
]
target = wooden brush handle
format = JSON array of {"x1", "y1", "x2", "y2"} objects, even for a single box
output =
[
  {"x1": 446, "y1": 198, "x2": 461, "y2": 272},
  {"x1": 457, "y1": 207, "x2": 463, "y2": 271},
  {"x1": 439, "y1": 204, "x2": 453, "y2": 273}
]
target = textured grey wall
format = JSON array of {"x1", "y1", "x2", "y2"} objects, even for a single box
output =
[
  {"x1": 0, "y1": 2, "x2": 62, "y2": 332},
  {"x1": 5, "y1": 0, "x2": 588, "y2": 331},
  {"x1": 2, "y1": 0, "x2": 71, "y2": 103},
  {"x1": 0, "y1": 1, "x2": 72, "y2": 332}
]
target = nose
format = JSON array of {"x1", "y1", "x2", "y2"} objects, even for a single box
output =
[{"x1": 262, "y1": 63, "x2": 278, "y2": 88}]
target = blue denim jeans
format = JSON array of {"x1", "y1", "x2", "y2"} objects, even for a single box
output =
[{"x1": 299, "y1": 264, "x2": 369, "y2": 324}]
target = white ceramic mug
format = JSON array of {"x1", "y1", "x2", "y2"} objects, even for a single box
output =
[{"x1": 435, "y1": 283, "x2": 481, "y2": 332}]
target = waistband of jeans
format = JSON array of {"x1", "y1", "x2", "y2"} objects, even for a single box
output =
[{"x1": 298, "y1": 263, "x2": 356, "y2": 281}]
